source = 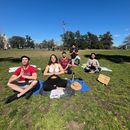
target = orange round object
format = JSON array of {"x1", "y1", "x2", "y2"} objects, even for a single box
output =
[{"x1": 70, "y1": 82, "x2": 82, "y2": 90}]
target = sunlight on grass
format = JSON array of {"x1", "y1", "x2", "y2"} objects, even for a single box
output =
[{"x1": 0, "y1": 49, "x2": 130, "y2": 130}]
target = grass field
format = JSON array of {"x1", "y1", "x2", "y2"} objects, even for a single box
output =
[{"x1": 0, "y1": 49, "x2": 130, "y2": 130}]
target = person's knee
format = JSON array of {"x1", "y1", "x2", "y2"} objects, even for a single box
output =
[
  {"x1": 7, "y1": 82, "x2": 12, "y2": 88},
  {"x1": 33, "y1": 80, "x2": 37, "y2": 84},
  {"x1": 32, "y1": 80, "x2": 38, "y2": 85}
]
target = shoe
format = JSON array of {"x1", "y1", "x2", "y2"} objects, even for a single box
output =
[
  {"x1": 4, "y1": 93, "x2": 18, "y2": 104},
  {"x1": 89, "y1": 71, "x2": 95, "y2": 74},
  {"x1": 25, "y1": 90, "x2": 33, "y2": 99}
]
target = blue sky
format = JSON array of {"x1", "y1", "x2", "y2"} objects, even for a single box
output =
[{"x1": 0, "y1": 0, "x2": 130, "y2": 46}]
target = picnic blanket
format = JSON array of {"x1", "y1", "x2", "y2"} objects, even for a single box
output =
[
  {"x1": 81, "y1": 64, "x2": 112, "y2": 72},
  {"x1": 33, "y1": 79, "x2": 90, "y2": 97},
  {"x1": 68, "y1": 79, "x2": 90, "y2": 92},
  {"x1": 33, "y1": 80, "x2": 43, "y2": 95}
]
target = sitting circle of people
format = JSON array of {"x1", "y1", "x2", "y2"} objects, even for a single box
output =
[{"x1": 5, "y1": 47, "x2": 101, "y2": 103}]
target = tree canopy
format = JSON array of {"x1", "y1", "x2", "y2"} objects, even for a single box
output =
[{"x1": 61, "y1": 31, "x2": 113, "y2": 49}]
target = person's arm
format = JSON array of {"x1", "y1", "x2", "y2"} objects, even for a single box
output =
[
  {"x1": 96, "y1": 60, "x2": 100, "y2": 67},
  {"x1": 70, "y1": 48, "x2": 74, "y2": 55},
  {"x1": 75, "y1": 48, "x2": 79, "y2": 55},
  {"x1": 86, "y1": 59, "x2": 91, "y2": 67},
  {"x1": 8, "y1": 74, "x2": 21, "y2": 83},
  {"x1": 64, "y1": 64, "x2": 69, "y2": 70},
  {"x1": 64, "y1": 59, "x2": 71, "y2": 70},
  {"x1": 22, "y1": 72, "x2": 37, "y2": 80},
  {"x1": 8, "y1": 68, "x2": 24, "y2": 83}
]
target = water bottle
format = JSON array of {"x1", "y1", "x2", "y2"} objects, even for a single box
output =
[{"x1": 72, "y1": 72, "x2": 75, "y2": 82}]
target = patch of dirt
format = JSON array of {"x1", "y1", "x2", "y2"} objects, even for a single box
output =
[{"x1": 66, "y1": 120, "x2": 84, "y2": 130}]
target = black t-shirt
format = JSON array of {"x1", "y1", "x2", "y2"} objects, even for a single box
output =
[{"x1": 70, "y1": 47, "x2": 78, "y2": 59}]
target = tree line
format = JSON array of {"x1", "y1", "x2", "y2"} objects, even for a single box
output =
[
  {"x1": 61, "y1": 31, "x2": 113, "y2": 49},
  {"x1": 1, "y1": 31, "x2": 129, "y2": 50}
]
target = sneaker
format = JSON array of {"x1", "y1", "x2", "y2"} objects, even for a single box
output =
[
  {"x1": 4, "y1": 93, "x2": 18, "y2": 104},
  {"x1": 25, "y1": 90, "x2": 33, "y2": 99},
  {"x1": 89, "y1": 71, "x2": 95, "y2": 74}
]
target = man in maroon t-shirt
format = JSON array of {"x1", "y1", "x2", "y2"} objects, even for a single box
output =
[
  {"x1": 5, "y1": 56, "x2": 37, "y2": 103},
  {"x1": 59, "y1": 52, "x2": 72, "y2": 74}
]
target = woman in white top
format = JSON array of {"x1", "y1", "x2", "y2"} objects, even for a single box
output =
[
  {"x1": 85, "y1": 53, "x2": 101, "y2": 73},
  {"x1": 43, "y1": 54, "x2": 67, "y2": 91}
]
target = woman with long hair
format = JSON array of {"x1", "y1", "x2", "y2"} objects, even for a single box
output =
[{"x1": 42, "y1": 54, "x2": 67, "y2": 91}]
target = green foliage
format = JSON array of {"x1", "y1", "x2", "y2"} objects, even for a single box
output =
[
  {"x1": 61, "y1": 31, "x2": 113, "y2": 49},
  {"x1": 9, "y1": 35, "x2": 35, "y2": 49},
  {"x1": 39, "y1": 39, "x2": 56, "y2": 50},
  {"x1": 9, "y1": 36, "x2": 26, "y2": 48}
]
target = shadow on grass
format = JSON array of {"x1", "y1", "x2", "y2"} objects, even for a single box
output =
[
  {"x1": 0, "y1": 57, "x2": 21, "y2": 62},
  {"x1": 84, "y1": 54, "x2": 130, "y2": 63}
]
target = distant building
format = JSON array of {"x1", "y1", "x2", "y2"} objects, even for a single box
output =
[
  {"x1": 125, "y1": 43, "x2": 130, "y2": 49},
  {"x1": 119, "y1": 43, "x2": 130, "y2": 49}
]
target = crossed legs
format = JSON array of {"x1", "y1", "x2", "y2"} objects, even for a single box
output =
[{"x1": 7, "y1": 80, "x2": 37, "y2": 97}]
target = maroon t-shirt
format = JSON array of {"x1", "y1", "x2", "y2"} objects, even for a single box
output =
[
  {"x1": 13, "y1": 65, "x2": 36, "y2": 81},
  {"x1": 59, "y1": 57, "x2": 71, "y2": 69}
]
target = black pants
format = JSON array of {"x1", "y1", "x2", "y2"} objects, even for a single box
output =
[
  {"x1": 66, "y1": 67, "x2": 72, "y2": 74},
  {"x1": 43, "y1": 76, "x2": 67, "y2": 91},
  {"x1": 84, "y1": 66, "x2": 101, "y2": 72}
]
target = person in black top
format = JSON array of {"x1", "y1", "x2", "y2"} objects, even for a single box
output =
[{"x1": 70, "y1": 44, "x2": 80, "y2": 66}]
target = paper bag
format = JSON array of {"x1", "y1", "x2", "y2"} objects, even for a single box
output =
[{"x1": 98, "y1": 74, "x2": 110, "y2": 85}]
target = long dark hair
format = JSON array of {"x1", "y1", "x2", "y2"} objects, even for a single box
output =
[{"x1": 48, "y1": 54, "x2": 58, "y2": 65}]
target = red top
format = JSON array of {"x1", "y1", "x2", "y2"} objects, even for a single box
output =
[
  {"x1": 13, "y1": 65, "x2": 36, "y2": 81},
  {"x1": 59, "y1": 57, "x2": 71, "y2": 69}
]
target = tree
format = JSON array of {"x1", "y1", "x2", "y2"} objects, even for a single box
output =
[
  {"x1": 74, "y1": 30, "x2": 82, "y2": 48},
  {"x1": 61, "y1": 31, "x2": 75, "y2": 49},
  {"x1": 9, "y1": 36, "x2": 26, "y2": 48},
  {"x1": 39, "y1": 39, "x2": 55, "y2": 50},
  {"x1": 99, "y1": 32, "x2": 113, "y2": 49},
  {"x1": 25, "y1": 35, "x2": 35, "y2": 48},
  {"x1": 87, "y1": 32, "x2": 99, "y2": 49},
  {"x1": 61, "y1": 31, "x2": 114, "y2": 49}
]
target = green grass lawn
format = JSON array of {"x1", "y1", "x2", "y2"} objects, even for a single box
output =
[{"x1": 0, "y1": 49, "x2": 130, "y2": 130}]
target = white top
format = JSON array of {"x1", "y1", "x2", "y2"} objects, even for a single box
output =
[
  {"x1": 48, "y1": 64, "x2": 60, "y2": 73},
  {"x1": 86, "y1": 59, "x2": 100, "y2": 67}
]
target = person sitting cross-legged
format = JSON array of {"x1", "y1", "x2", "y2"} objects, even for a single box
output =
[
  {"x1": 70, "y1": 44, "x2": 80, "y2": 66},
  {"x1": 42, "y1": 54, "x2": 67, "y2": 91},
  {"x1": 84, "y1": 53, "x2": 101, "y2": 73},
  {"x1": 5, "y1": 56, "x2": 37, "y2": 104},
  {"x1": 59, "y1": 51, "x2": 72, "y2": 74}
]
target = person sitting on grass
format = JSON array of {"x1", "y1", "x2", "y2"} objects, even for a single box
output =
[
  {"x1": 84, "y1": 53, "x2": 101, "y2": 73},
  {"x1": 42, "y1": 54, "x2": 67, "y2": 91},
  {"x1": 59, "y1": 51, "x2": 72, "y2": 74},
  {"x1": 70, "y1": 44, "x2": 80, "y2": 66},
  {"x1": 5, "y1": 56, "x2": 37, "y2": 104}
]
